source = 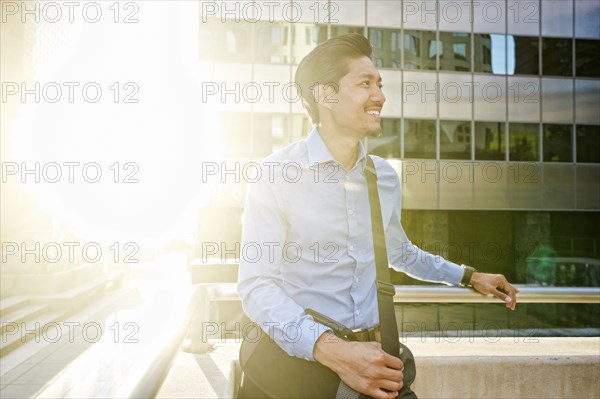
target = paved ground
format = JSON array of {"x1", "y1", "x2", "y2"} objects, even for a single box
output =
[{"x1": 0, "y1": 252, "x2": 190, "y2": 399}]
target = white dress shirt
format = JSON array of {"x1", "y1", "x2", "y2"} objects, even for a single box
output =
[{"x1": 237, "y1": 128, "x2": 464, "y2": 361}]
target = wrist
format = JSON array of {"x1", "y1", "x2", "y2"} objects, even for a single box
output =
[{"x1": 313, "y1": 330, "x2": 345, "y2": 367}]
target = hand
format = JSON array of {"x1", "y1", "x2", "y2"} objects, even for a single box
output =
[
  {"x1": 313, "y1": 333, "x2": 404, "y2": 399},
  {"x1": 470, "y1": 272, "x2": 519, "y2": 310}
]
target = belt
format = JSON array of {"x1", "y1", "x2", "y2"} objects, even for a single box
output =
[{"x1": 352, "y1": 325, "x2": 381, "y2": 343}]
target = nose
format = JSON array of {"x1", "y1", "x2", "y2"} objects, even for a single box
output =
[{"x1": 372, "y1": 84, "x2": 385, "y2": 105}]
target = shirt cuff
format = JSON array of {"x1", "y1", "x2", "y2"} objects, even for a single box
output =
[
  {"x1": 445, "y1": 261, "x2": 465, "y2": 286},
  {"x1": 291, "y1": 319, "x2": 332, "y2": 361}
]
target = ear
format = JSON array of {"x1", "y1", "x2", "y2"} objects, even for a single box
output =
[{"x1": 311, "y1": 82, "x2": 338, "y2": 112}]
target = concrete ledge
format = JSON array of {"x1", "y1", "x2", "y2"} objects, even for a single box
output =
[
  {"x1": 407, "y1": 337, "x2": 600, "y2": 399},
  {"x1": 158, "y1": 337, "x2": 599, "y2": 399}
]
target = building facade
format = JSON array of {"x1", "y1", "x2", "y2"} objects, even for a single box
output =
[{"x1": 197, "y1": 0, "x2": 600, "y2": 283}]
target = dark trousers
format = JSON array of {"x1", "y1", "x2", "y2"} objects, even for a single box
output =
[{"x1": 238, "y1": 335, "x2": 417, "y2": 399}]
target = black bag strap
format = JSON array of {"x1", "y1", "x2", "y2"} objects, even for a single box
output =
[
  {"x1": 365, "y1": 155, "x2": 400, "y2": 358},
  {"x1": 335, "y1": 156, "x2": 400, "y2": 399}
]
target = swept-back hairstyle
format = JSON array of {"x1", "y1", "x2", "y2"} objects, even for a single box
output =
[{"x1": 295, "y1": 33, "x2": 373, "y2": 125}]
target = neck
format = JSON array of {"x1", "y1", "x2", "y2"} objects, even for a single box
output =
[{"x1": 318, "y1": 124, "x2": 361, "y2": 171}]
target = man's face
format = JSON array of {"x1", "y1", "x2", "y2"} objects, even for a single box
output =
[{"x1": 319, "y1": 56, "x2": 386, "y2": 139}]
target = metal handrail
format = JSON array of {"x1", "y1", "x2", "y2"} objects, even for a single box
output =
[
  {"x1": 392, "y1": 285, "x2": 600, "y2": 304},
  {"x1": 189, "y1": 283, "x2": 600, "y2": 305}
]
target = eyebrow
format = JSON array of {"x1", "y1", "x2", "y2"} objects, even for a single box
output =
[{"x1": 357, "y1": 73, "x2": 383, "y2": 82}]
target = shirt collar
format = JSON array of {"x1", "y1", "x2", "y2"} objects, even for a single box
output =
[{"x1": 306, "y1": 127, "x2": 368, "y2": 171}]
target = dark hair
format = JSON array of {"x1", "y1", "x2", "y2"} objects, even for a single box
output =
[{"x1": 295, "y1": 33, "x2": 373, "y2": 125}]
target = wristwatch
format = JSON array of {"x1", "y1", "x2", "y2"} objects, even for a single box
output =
[{"x1": 460, "y1": 264, "x2": 477, "y2": 288}]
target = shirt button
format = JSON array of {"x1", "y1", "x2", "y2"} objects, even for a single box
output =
[
  {"x1": 349, "y1": 245, "x2": 354, "y2": 251},
  {"x1": 355, "y1": 309, "x2": 360, "y2": 316},
  {"x1": 354, "y1": 276, "x2": 360, "y2": 283},
  {"x1": 349, "y1": 209, "x2": 354, "y2": 215}
]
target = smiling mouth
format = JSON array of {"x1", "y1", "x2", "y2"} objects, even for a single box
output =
[{"x1": 366, "y1": 109, "x2": 381, "y2": 117}]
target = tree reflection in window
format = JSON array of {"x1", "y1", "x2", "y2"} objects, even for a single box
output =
[
  {"x1": 509, "y1": 123, "x2": 539, "y2": 161},
  {"x1": 404, "y1": 119, "x2": 436, "y2": 159},
  {"x1": 543, "y1": 124, "x2": 573, "y2": 162},
  {"x1": 475, "y1": 121, "x2": 506, "y2": 160}
]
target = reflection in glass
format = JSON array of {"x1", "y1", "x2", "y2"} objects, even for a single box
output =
[
  {"x1": 474, "y1": 34, "x2": 507, "y2": 74},
  {"x1": 440, "y1": 120, "x2": 471, "y2": 160},
  {"x1": 404, "y1": 119, "x2": 436, "y2": 158},
  {"x1": 576, "y1": 125, "x2": 600, "y2": 163},
  {"x1": 475, "y1": 121, "x2": 506, "y2": 160},
  {"x1": 369, "y1": 28, "x2": 401, "y2": 69},
  {"x1": 367, "y1": 118, "x2": 401, "y2": 158},
  {"x1": 576, "y1": 39, "x2": 600, "y2": 77},
  {"x1": 199, "y1": 21, "x2": 251, "y2": 62},
  {"x1": 543, "y1": 124, "x2": 573, "y2": 162},
  {"x1": 509, "y1": 123, "x2": 539, "y2": 161},
  {"x1": 403, "y1": 30, "x2": 436, "y2": 70},
  {"x1": 330, "y1": 25, "x2": 365, "y2": 39},
  {"x1": 291, "y1": 24, "x2": 323, "y2": 64},
  {"x1": 255, "y1": 23, "x2": 290, "y2": 64},
  {"x1": 542, "y1": 38, "x2": 573, "y2": 76},
  {"x1": 439, "y1": 32, "x2": 471, "y2": 71},
  {"x1": 507, "y1": 35, "x2": 539, "y2": 75}
]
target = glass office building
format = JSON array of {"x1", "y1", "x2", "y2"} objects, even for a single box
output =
[{"x1": 198, "y1": 0, "x2": 600, "y2": 283}]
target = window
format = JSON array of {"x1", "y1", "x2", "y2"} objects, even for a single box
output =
[
  {"x1": 255, "y1": 24, "x2": 290, "y2": 64},
  {"x1": 428, "y1": 40, "x2": 443, "y2": 59},
  {"x1": 475, "y1": 121, "x2": 506, "y2": 160},
  {"x1": 391, "y1": 31, "x2": 401, "y2": 52},
  {"x1": 331, "y1": 25, "x2": 365, "y2": 38},
  {"x1": 542, "y1": 38, "x2": 573, "y2": 77},
  {"x1": 370, "y1": 29, "x2": 383, "y2": 49},
  {"x1": 403, "y1": 119, "x2": 436, "y2": 159},
  {"x1": 508, "y1": 36, "x2": 539, "y2": 75},
  {"x1": 404, "y1": 33, "x2": 419, "y2": 54},
  {"x1": 453, "y1": 43, "x2": 467, "y2": 60},
  {"x1": 271, "y1": 26, "x2": 288, "y2": 45},
  {"x1": 440, "y1": 120, "x2": 471, "y2": 160},
  {"x1": 199, "y1": 23, "x2": 252, "y2": 62},
  {"x1": 475, "y1": 34, "x2": 507, "y2": 74},
  {"x1": 404, "y1": 30, "x2": 435, "y2": 70},
  {"x1": 305, "y1": 27, "x2": 312, "y2": 45},
  {"x1": 543, "y1": 124, "x2": 573, "y2": 162},
  {"x1": 576, "y1": 125, "x2": 600, "y2": 163},
  {"x1": 576, "y1": 39, "x2": 600, "y2": 78},
  {"x1": 370, "y1": 28, "x2": 401, "y2": 68},
  {"x1": 509, "y1": 123, "x2": 539, "y2": 161},
  {"x1": 440, "y1": 31, "x2": 470, "y2": 71}
]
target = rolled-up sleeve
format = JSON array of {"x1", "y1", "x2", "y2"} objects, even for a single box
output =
[{"x1": 237, "y1": 168, "x2": 329, "y2": 361}]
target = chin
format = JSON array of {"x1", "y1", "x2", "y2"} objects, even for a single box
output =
[{"x1": 366, "y1": 126, "x2": 383, "y2": 137}]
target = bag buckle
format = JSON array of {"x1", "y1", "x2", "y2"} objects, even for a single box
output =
[{"x1": 376, "y1": 281, "x2": 396, "y2": 297}]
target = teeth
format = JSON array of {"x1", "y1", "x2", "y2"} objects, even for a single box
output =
[{"x1": 367, "y1": 110, "x2": 380, "y2": 116}]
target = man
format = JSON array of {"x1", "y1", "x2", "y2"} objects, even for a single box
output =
[{"x1": 237, "y1": 33, "x2": 518, "y2": 399}]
